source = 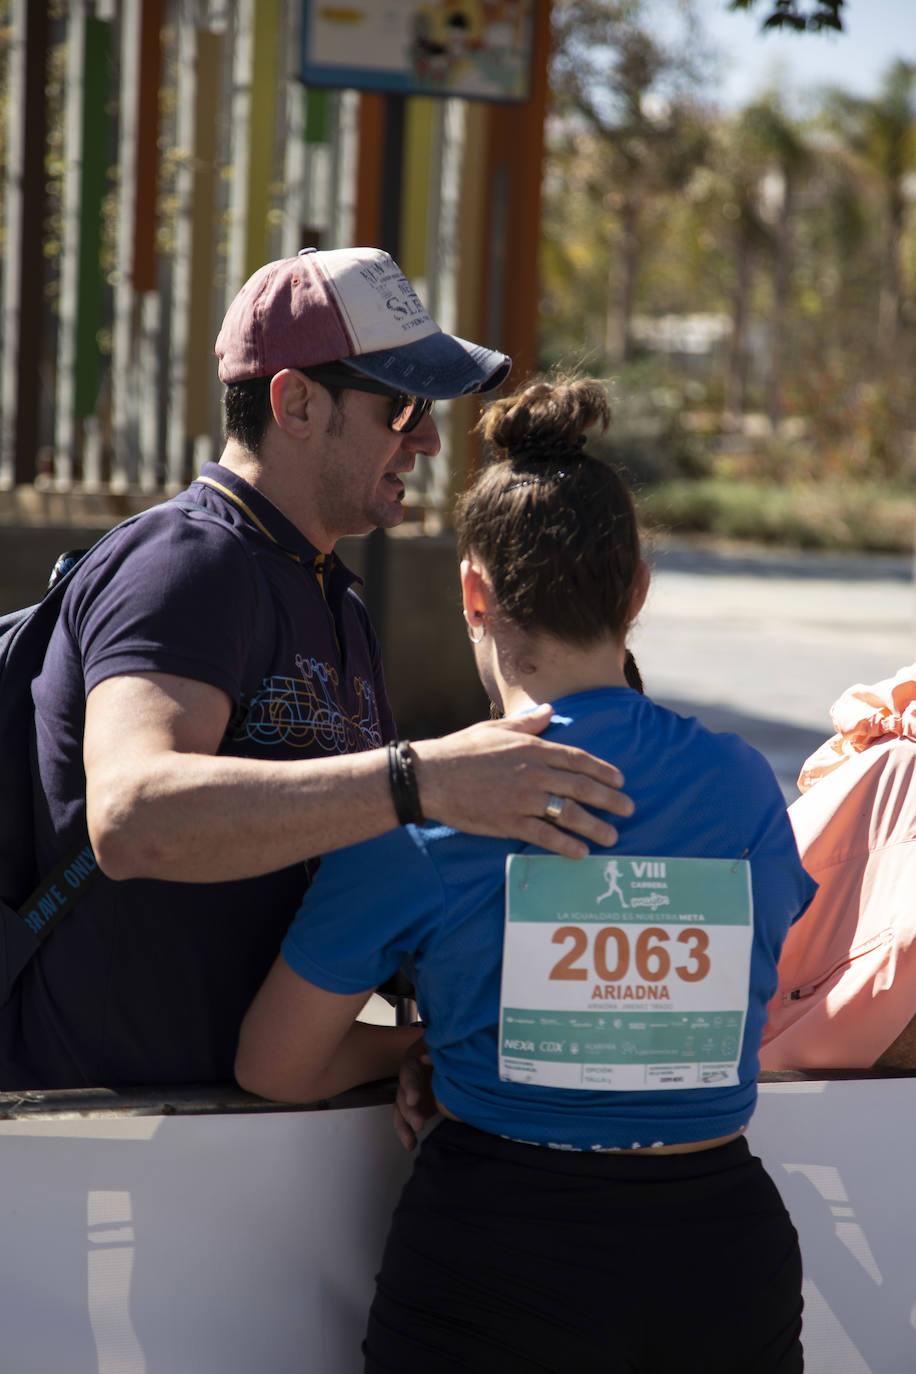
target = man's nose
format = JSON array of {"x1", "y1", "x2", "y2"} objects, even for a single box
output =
[{"x1": 403, "y1": 411, "x2": 441, "y2": 458}]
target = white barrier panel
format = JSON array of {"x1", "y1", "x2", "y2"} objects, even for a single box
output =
[
  {"x1": 0, "y1": 1099, "x2": 412, "y2": 1374},
  {"x1": 0, "y1": 1078, "x2": 913, "y2": 1372},
  {"x1": 750, "y1": 1077, "x2": 916, "y2": 1374}
]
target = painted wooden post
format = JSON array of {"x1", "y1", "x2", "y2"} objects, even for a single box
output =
[
  {"x1": 112, "y1": 0, "x2": 164, "y2": 490},
  {"x1": 334, "y1": 90, "x2": 360, "y2": 250},
  {"x1": 165, "y1": 10, "x2": 199, "y2": 488},
  {"x1": 226, "y1": 0, "x2": 281, "y2": 297},
  {"x1": 0, "y1": 0, "x2": 50, "y2": 488},
  {"x1": 133, "y1": 0, "x2": 164, "y2": 296},
  {"x1": 302, "y1": 88, "x2": 335, "y2": 246},
  {"x1": 226, "y1": 0, "x2": 255, "y2": 298},
  {"x1": 422, "y1": 99, "x2": 461, "y2": 523},
  {"x1": 54, "y1": 1, "x2": 92, "y2": 487},
  {"x1": 399, "y1": 98, "x2": 434, "y2": 284},
  {"x1": 449, "y1": 100, "x2": 490, "y2": 499},
  {"x1": 184, "y1": 28, "x2": 223, "y2": 448},
  {"x1": 246, "y1": 0, "x2": 281, "y2": 274},
  {"x1": 75, "y1": 17, "x2": 111, "y2": 431},
  {"x1": 476, "y1": 0, "x2": 550, "y2": 386},
  {"x1": 280, "y1": 1, "x2": 307, "y2": 260},
  {"x1": 354, "y1": 93, "x2": 385, "y2": 248},
  {"x1": 400, "y1": 96, "x2": 441, "y2": 522},
  {"x1": 112, "y1": 0, "x2": 142, "y2": 489}
]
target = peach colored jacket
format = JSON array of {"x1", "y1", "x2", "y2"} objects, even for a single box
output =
[{"x1": 760, "y1": 665, "x2": 916, "y2": 1070}]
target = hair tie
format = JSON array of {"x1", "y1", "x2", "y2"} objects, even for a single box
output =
[{"x1": 504, "y1": 470, "x2": 570, "y2": 492}]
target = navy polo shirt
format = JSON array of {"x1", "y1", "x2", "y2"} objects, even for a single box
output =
[{"x1": 10, "y1": 464, "x2": 396, "y2": 1088}]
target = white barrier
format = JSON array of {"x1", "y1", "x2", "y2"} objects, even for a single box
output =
[
  {"x1": 0, "y1": 1088, "x2": 410, "y2": 1374},
  {"x1": 751, "y1": 1076, "x2": 916, "y2": 1374},
  {"x1": 0, "y1": 1076, "x2": 913, "y2": 1372}
]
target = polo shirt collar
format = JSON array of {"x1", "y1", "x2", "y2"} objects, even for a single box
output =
[{"x1": 192, "y1": 462, "x2": 361, "y2": 585}]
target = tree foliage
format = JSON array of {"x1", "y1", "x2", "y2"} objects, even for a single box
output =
[
  {"x1": 728, "y1": 0, "x2": 845, "y2": 32},
  {"x1": 819, "y1": 62, "x2": 916, "y2": 356},
  {"x1": 542, "y1": 3, "x2": 916, "y2": 487},
  {"x1": 547, "y1": 0, "x2": 712, "y2": 362}
]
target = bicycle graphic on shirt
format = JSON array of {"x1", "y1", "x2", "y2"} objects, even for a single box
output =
[{"x1": 237, "y1": 656, "x2": 383, "y2": 754}]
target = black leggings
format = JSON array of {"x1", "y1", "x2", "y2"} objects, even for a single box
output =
[{"x1": 364, "y1": 1120, "x2": 803, "y2": 1374}]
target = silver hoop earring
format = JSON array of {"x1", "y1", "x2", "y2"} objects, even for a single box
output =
[{"x1": 464, "y1": 613, "x2": 486, "y2": 644}]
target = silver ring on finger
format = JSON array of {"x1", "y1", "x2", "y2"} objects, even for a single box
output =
[{"x1": 543, "y1": 794, "x2": 565, "y2": 823}]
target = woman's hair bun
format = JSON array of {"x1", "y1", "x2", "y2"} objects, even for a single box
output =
[
  {"x1": 455, "y1": 373, "x2": 639, "y2": 648},
  {"x1": 475, "y1": 377, "x2": 611, "y2": 462}
]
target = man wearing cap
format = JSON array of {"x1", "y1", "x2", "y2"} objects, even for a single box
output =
[{"x1": 4, "y1": 248, "x2": 631, "y2": 1091}]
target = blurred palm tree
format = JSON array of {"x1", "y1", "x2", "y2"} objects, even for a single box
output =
[
  {"x1": 741, "y1": 98, "x2": 812, "y2": 426},
  {"x1": 549, "y1": 0, "x2": 712, "y2": 363},
  {"x1": 822, "y1": 62, "x2": 916, "y2": 363}
]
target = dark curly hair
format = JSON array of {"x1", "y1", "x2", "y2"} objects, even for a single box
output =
[
  {"x1": 454, "y1": 377, "x2": 642, "y2": 651},
  {"x1": 223, "y1": 373, "x2": 347, "y2": 453},
  {"x1": 223, "y1": 378, "x2": 273, "y2": 452}
]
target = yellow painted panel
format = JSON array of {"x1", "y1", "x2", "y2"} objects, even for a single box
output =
[
  {"x1": 245, "y1": 0, "x2": 280, "y2": 277},
  {"x1": 186, "y1": 29, "x2": 222, "y2": 436}
]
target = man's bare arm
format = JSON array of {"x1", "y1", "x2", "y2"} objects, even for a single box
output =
[{"x1": 84, "y1": 672, "x2": 633, "y2": 882}]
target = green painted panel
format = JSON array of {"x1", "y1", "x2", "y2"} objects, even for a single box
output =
[{"x1": 304, "y1": 87, "x2": 328, "y2": 144}]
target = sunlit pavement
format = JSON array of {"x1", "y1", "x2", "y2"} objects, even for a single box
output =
[{"x1": 630, "y1": 538, "x2": 916, "y2": 801}]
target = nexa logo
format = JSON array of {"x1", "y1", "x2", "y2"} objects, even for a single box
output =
[{"x1": 630, "y1": 861, "x2": 666, "y2": 878}]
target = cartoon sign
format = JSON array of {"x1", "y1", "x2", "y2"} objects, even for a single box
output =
[
  {"x1": 499, "y1": 854, "x2": 754, "y2": 1091},
  {"x1": 300, "y1": 2, "x2": 535, "y2": 101}
]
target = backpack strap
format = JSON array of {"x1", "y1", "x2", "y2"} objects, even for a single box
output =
[
  {"x1": 15, "y1": 830, "x2": 98, "y2": 940},
  {"x1": 0, "y1": 562, "x2": 110, "y2": 996}
]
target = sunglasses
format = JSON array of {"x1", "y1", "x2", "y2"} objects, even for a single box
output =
[{"x1": 301, "y1": 365, "x2": 434, "y2": 434}]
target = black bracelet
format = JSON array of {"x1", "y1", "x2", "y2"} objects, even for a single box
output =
[{"x1": 387, "y1": 739, "x2": 425, "y2": 826}]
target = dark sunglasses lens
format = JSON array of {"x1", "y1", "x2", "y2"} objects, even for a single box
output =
[{"x1": 390, "y1": 394, "x2": 433, "y2": 433}]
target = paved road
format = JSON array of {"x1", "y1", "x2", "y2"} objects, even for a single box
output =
[{"x1": 629, "y1": 540, "x2": 916, "y2": 800}]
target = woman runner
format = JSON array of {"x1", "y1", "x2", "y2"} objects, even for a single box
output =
[{"x1": 237, "y1": 377, "x2": 815, "y2": 1374}]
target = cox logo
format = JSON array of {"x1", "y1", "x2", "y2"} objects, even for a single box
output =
[{"x1": 539, "y1": 1041, "x2": 564, "y2": 1053}]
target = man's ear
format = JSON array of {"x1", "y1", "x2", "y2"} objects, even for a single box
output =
[{"x1": 269, "y1": 369, "x2": 312, "y2": 437}]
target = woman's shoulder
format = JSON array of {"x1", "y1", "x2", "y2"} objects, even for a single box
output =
[{"x1": 547, "y1": 688, "x2": 773, "y2": 778}]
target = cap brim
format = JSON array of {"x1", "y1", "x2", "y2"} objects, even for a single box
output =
[{"x1": 343, "y1": 331, "x2": 511, "y2": 400}]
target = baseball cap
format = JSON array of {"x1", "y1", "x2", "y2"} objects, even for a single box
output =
[{"x1": 215, "y1": 246, "x2": 512, "y2": 400}]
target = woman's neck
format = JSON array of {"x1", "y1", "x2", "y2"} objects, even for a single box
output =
[{"x1": 496, "y1": 635, "x2": 631, "y2": 716}]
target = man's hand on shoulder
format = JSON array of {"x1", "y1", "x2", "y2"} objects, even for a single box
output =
[{"x1": 412, "y1": 705, "x2": 633, "y2": 858}]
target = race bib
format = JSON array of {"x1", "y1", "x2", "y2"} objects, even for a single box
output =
[{"x1": 499, "y1": 855, "x2": 753, "y2": 1091}]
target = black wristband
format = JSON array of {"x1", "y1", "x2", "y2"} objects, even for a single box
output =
[{"x1": 387, "y1": 739, "x2": 425, "y2": 826}]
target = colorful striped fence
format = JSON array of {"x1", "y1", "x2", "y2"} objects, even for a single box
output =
[{"x1": 0, "y1": 0, "x2": 549, "y2": 518}]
